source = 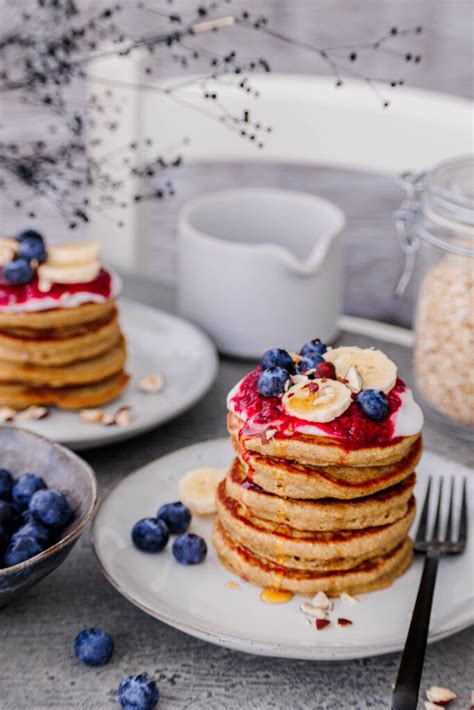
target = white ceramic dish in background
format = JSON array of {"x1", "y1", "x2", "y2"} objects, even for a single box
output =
[
  {"x1": 14, "y1": 299, "x2": 218, "y2": 451},
  {"x1": 93, "y1": 438, "x2": 473, "y2": 661},
  {"x1": 178, "y1": 188, "x2": 345, "y2": 358}
]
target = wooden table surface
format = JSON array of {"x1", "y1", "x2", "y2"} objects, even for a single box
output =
[{"x1": 0, "y1": 275, "x2": 472, "y2": 710}]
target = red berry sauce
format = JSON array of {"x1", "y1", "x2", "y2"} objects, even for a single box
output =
[{"x1": 230, "y1": 369, "x2": 406, "y2": 450}]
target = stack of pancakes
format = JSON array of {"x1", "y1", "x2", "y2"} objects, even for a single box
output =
[
  {"x1": 213, "y1": 414, "x2": 421, "y2": 596},
  {"x1": 0, "y1": 299, "x2": 129, "y2": 410}
]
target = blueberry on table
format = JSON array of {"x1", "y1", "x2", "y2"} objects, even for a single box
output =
[
  {"x1": 17, "y1": 229, "x2": 44, "y2": 244},
  {"x1": 296, "y1": 353, "x2": 324, "y2": 373},
  {"x1": 156, "y1": 502, "x2": 191, "y2": 534},
  {"x1": 257, "y1": 366, "x2": 290, "y2": 397},
  {"x1": 29, "y1": 489, "x2": 73, "y2": 528},
  {"x1": 18, "y1": 236, "x2": 47, "y2": 264},
  {"x1": 3, "y1": 258, "x2": 35, "y2": 285},
  {"x1": 172, "y1": 533, "x2": 207, "y2": 565},
  {"x1": 356, "y1": 390, "x2": 389, "y2": 420},
  {"x1": 300, "y1": 338, "x2": 327, "y2": 357},
  {"x1": 260, "y1": 348, "x2": 294, "y2": 374},
  {"x1": 4, "y1": 535, "x2": 42, "y2": 566},
  {"x1": 118, "y1": 673, "x2": 160, "y2": 710},
  {"x1": 0, "y1": 468, "x2": 13, "y2": 500},
  {"x1": 12, "y1": 520, "x2": 51, "y2": 549},
  {"x1": 0, "y1": 500, "x2": 19, "y2": 532},
  {"x1": 131, "y1": 518, "x2": 169, "y2": 552},
  {"x1": 74, "y1": 628, "x2": 114, "y2": 667},
  {"x1": 12, "y1": 473, "x2": 46, "y2": 509}
]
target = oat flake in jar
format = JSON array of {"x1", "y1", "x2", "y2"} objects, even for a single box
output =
[{"x1": 395, "y1": 155, "x2": 474, "y2": 438}]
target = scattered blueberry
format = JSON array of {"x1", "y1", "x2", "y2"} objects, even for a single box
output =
[
  {"x1": 156, "y1": 502, "x2": 191, "y2": 535},
  {"x1": 118, "y1": 673, "x2": 160, "y2": 710},
  {"x1": 356, "y1": 390, "x2": 389, "y2": 420},
  {"x1": 0, "y1": 500, "x2": 19, "y2": 532},
  {"x1": 131, "y1": 518, "x2": 169, "y2": 553},
  {"x1": 313, "y1": 361, "x2": 337, "y2": 380},
  {"x1": 12, "y1": 473, "x2": 46, "y2": 508},
  {"x1": 18, "y1": 235, "x2": 47, "y2": 264},
  {"x1": 257, "y1": 366, "x2": 290, "y2": 397},
  {"x1": 29, "y1": 489, "x2": 73, "y2": 528},
  {"x1": 4, "y1": 535, "x2": 43, "y2": 566},
  {"x1": 300, "y1": 338, "x2": 327, "y2": 358},
  {"x1": 260, "y1": 348, "x2": 294, "y2": 373},
  {"x1": 74, "y1": 627, "x2": 115, "y2": 667},
  {"x1": 172, "y1": 533, "x2": 207, "y2": 565},
  {"x1": 0, "y1": 468, "x2": 13, "y2": 500},
  {"x1": 296, "y1": 353, "x2": 324, "y2": 373},
  {"x1": 12, "y1": 520, "x2": 51, "y2": 549},
  {"x1": 17, "y1": 229, "x2": 44, "y2": 245},
  {"x1": 3, "y1": 258, "x2": 35, "y2": 286}
]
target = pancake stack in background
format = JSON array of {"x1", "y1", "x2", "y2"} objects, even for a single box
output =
[
  {"x1": 213, "y1": 342, "x2": 424, "y2": 596},
  {"x1": 0, "y1": 231, "x2": 128, "y2": 410}
]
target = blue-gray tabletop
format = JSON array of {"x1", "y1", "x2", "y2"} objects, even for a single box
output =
[{"x1": 0, "y1": 276, "x2": 472, "y2": 710}]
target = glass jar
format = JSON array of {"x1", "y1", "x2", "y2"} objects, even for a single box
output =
[{"x1": 395, "y1": 155, "x2": 474, "y2": 439}]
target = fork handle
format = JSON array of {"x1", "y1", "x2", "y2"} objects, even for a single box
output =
[{"x1": 392, "y1": 554, "x2": 439, "y2": 710}]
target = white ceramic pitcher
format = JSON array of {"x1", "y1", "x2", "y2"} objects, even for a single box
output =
[{"x1": 178, "y1": 188, "x2": 345, "y2": 358}]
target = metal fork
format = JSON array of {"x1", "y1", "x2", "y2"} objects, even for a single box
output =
[{"x1": 392, "y1": 476, "x2": 468, "y2": 710}]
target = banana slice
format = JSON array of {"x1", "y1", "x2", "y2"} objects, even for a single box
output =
[
  {"x1": 37, "y1": 260, "x2": 101, "y2": 290},
  {"x1": 47, "y1": 241, "x2": 101, "y2": 266},
  {"x1": 282, "y1": 377, "x2": 352, "y2": 423},
  {"x1": 179, "y1": 467, "x2": 227, "y2": 515},
  {"x1": 324, "y1": 346, "x2": 397, "y2": 394},
  {"x1": 0, "y1": 238, "x2": 18, "y2": 265}
]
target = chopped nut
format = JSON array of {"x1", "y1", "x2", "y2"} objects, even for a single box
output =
[
  {"x1": 101, "y1": 412, "x2": 116, "y2": 426},
  {"x1": 426, "y1": 687, "x2": 457, "y2": 704},
  {"x1": 80, "y1": 408, "x2": 104, "y2": 424},
  {"x1": 345, "y1": 365, "x2": 363, "y2": 393},
  {"x1": 115, "y1": 406, "x2": 133, "y2": 426},
  {"x1": 312, "y1": 591, "x2": 332, "y2": 611},
  {"x1": 139, "y1": 373, "x2": 165, "y2": 394},
  {"x1": 299, "y1": 603, "x2": 327, "y2": 620},
  {"x1": 16, "y1": 406, "x2": 49, "y2": 421},
  {"x1": 340, "y1": 591, "x2": 359, "y2": 605},
  {"x1": 0, "y1": 406, "x2": 16, "y2": 422},
  {"x1": 424, "y1": 703, "x2": 442, "y2": 710}
]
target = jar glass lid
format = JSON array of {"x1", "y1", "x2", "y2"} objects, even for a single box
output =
[{"x1": 425, "y1": 155, "x2": 474, "y2": 230}]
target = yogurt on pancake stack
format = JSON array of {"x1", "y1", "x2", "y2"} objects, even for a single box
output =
[
  {"x1": 0, "y1": 230, "x2": 129, "y2": 410},
  {"x1": 213, "y1": 340, "x2": 423, "y2": 597}
]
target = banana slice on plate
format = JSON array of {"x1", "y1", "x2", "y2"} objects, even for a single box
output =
[
  {"x1": 324, "y1": 346, "x2": 397, "y2": 394},
  {"x1": 179, "y1": 467, "x2": 227, "y2": 515},
  {"x1": 282, "y1": 377, "x2": 352, "y2": 423},
  {"x1": 47, "y1": 241, "x2": 101, "y2": 266}
]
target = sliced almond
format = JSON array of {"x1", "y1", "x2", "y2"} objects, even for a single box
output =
[
  {"x1": 101, "y1": 412, "x2": 116, "y2": 426},
  {"x1": 80, "y1": 408, "x2": 104, "y2": 424},
  {"x1": 312, "y1": 591, "x2": 332, "y2": 611},
  {"x1": 425, "y1": 703, "x2": 443, "y2": 710},
  {"x1": 139, "y1": 373, "x2": 165, "y2": 394},
  {"x1": 0, "y1": 406, "x2": 16, "y2": 422},
  {"x1": 299, "y1": 603, "x2": 327, "y2": 620},
  {"x1": 426, "y1": 687, "x2": 457, "y2": 704},
  {"x1": 340, "y1": 591, "x2": 359, "y2": 605},
  {"x1": 16, "y1": 406, "x2": 49, "y2": 421},
  {"x1": 345, "y1": 364, "x2": 364, "y2": 393},
  {"x1": 115, "y1": 406, "x2": 133, "y2": 426}
]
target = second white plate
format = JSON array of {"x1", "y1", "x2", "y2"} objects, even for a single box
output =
[
  {"x1": 13, "y1": 298, "x2": 218, "y2": 450},
  {"x1": 93, "y1": 438, "x2": 474, "y2": 661}
]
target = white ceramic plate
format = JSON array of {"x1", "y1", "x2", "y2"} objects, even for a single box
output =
[
  {"x1": 13, "y1": 299, "x2": 218, "y2": 450},
  {"x1": 93, "y1": 438, "x2": 473, "y2": 660}
]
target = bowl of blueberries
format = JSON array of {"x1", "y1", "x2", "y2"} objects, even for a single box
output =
[{"x1": 0, "y1": 425, "x2": 97, "y2": 607}]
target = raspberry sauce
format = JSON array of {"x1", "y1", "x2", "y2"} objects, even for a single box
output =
[
  {"x1": 229, "y1": 369, "x2": 406, "y2": 450},
  {"x1": 0, "y1": 268, "x2": 112, "y2": 310}
]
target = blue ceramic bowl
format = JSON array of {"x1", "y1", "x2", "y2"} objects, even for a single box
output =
[{"x1": 0, "y1": 426, "x2": 97, "y2": 607}]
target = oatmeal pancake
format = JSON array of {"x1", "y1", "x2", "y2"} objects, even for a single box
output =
[
  {"x1": 0, "y1": 299, "x2": 116, "y2": 331},
  {"x1": 225, "y1": 458, "x2": 416, "y2": 531},
  {"x1": 213, "y1": 521, "x2": 414, "y2": 596}
]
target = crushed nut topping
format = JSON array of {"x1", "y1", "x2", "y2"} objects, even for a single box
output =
[
  {"x1": 16, "y1": 406, "x2": 49, "y2": 421},
  {"x1": 426, "y1": 686, "x2": 457, "y2": 704},
  {"x1": 139, "y1": 373, "x2": 166, "y2": 394},
  {"x1": 340, "y1": 591, "x2": 359, "y2": 605}
]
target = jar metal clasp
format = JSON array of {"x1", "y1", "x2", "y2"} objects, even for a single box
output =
[{"x1": 393, "y1": 171, "x2": 426, "y2": 297}]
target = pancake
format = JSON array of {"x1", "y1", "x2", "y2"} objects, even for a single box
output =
[
  {"x1": 216, "y1": 480, "x2": 416, "y2": 571},
  {"x1": 0, "y1": 299, "x2": 116, "y2": 331},
  {"x1": 213, "y1": 521, "x2": 413, "y2": 596},
  {"x1": 228, "y1": 412, "x2": 419, "y2": 467},
  {"x1": 232, "y1": 435, "x2": 421, "y2": 500},
  {"x1": 226, "y1": 458, "x2": 416, "y2": 531},
  {"x1": 0, "y1": 337, "x2": 126, "y2": 387},
  {"x1": 0, "y1": 371, "x2": 129, "y2": 409},
  {"x1": 0, "y1": 312, "x2": 121, "y2": 366}
]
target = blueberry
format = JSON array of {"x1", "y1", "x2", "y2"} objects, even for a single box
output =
[
  {"x1": 300, "y1": 338, "x2": 327, "y2": 357},
  {"x1": 74, "y1": 627, "x2": 114, "y2": 667},
  {"x1": 156, "y1": 502, "x2": 191, "y2": 534},
  {"x1": 12, "y1": 520, "x2": 51, "y2": 549},
  {"x1": 4, "y1": 535, "x2": 43, "y2": 566},
  {"x1": 12, "y1": 473, "x2": 46, "y2": 509},
  {"x1": 0, "y1": 500, "x2": 19, "y2": 532},
  {"x1": 0, "y1": 468, "x2": 14, "y2": 500},
  {"x1": 3, "y1": 258, "x2": 35, "y2": 285},
  {"x1": 118, "y1": 673, "x2": 160, "y2": 710},
  {"x1": 296, "y1": 353, "x2": 324, "y2": 373},
  {"x1": 172, "y1": 533, "x2": 207, "y2": 565},
  {"x1": 257, "y1": 366, "x2": 290, "y2": 397},
  {"x1": 17, "y1": 229, "x2": 44, "y2": 245},
  {"x1": 131, "y1": 518, "x2": 169, "y2": 552},
  {"x1": 260, "y1": 348, "x2": 294, "y2": 373},
  {"x1": 29, "y1": 489, "x2": 73, "y2": 529},
  {"x1": 356, "y1": 390, "x2": 389, "y2": 420},
  {"x1": 0, "y1": 524, "x2": 9, "y2": 555},
  {"x1": 18, "y1": 236, "x2": 47, "y2": 264}
]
